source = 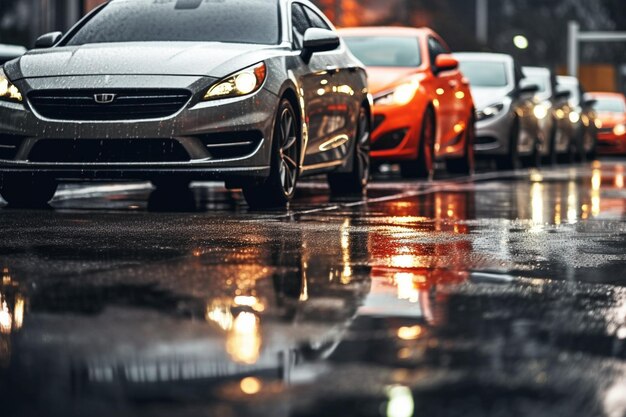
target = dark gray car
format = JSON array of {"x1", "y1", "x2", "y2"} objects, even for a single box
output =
[{"x1": 0, "y1": 0, "x2": 370, "y2": 209}]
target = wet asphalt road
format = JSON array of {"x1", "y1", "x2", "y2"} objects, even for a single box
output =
[{"x1": 1, "y1": 160, "x2": 626, "y2": 417}]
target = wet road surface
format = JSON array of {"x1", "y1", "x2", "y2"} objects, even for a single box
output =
[{"x1": 1, "y1": 160, "x2": 626, "y2": 417}]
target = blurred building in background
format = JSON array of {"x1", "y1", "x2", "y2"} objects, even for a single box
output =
[{"x1": 0, "y1": 0, "x2": 624, "y2": 92}]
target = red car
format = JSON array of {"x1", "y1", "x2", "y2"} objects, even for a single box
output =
[
  {"x1": 587, "y1": 92, "x2": 626, "y2": 155},
  {"x1": 339, "y1": 27, "x2": 475, "y2": 178}
]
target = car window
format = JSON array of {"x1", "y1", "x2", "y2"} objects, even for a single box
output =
[
  {"x1": 521, "y1": 74, "x2": 549, "y2": 94},
  {"x1": 592, "y1": 97, "x2": 626, "y2": 113},
  {"x1": 458, "y1": 61, "x2": 509, "y2": 88},
  {"x1": 303, "y1": 6, "x2": 330, "y2": 30},
  {"x1": 66, "y1": 0, "x2": 281, "y2": 46},
  {"x1": 343, "y1": 36, "x2": 421, "y2": 67},
  {"x1": 291, "y1": 4, "x2": 310, "y2": 49}
]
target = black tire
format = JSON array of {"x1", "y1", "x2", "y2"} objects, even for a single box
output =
[
  {"x1": 328, "y1": 107, "x2": 371, "y2": 195},
  {"x1": 400, "y1": 107, "x2": 435, "y2": 179},
  {"x1": 0, "y1": 175, "x2": 58, "y2": 208},
  {"x1": 445, "y1": 115, "x2": 475, "y2": 176},
  {"x1": 496, "y1": 117, "x2": 521, "y2": 170},
  {"x1": 243, "y1": 99, "x2": 300, "y2": 209},
  {"x1": 523, "y1": 136, "x2": 542, "y2": 168},
  {"x1": 151, "y1": 178, "x2": 191, "y2": 191}
]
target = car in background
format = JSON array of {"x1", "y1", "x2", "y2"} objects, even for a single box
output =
[
  {"x1": 522, "y1": 66, "x2": 576, "y2": 164},
  {"x1": 340, "y1": 27, "x2": 475, "y2": 178},
  {"x1": 557, "y1": 75, "x2": 598, "y2": 160},
  {"x1": 0, "y1": 44, "x2": 27, "y2": 65},
  {"x1": 455, "y1": 53, "x2": 540, "y2": 170},
  {"x1": 586, "y1": 92, "x2": 626, "y2": 155},
  {"x1": 0, "y1": 0, "x2": 370, "y2": 209}
]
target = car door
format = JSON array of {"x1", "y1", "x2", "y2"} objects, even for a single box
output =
[
  {"x1": 427, "y1": 36, "x2": 457, "y2": 151},
  {"x1": 291, "y1": 3, "x2": 345, "y2": 168},
  {"x1": 302, "y1": 5, "x2": 358, "y2": 165}
]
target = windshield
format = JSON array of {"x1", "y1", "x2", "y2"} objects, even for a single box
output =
[
  {"x1": 458, "y1": 61, "x2": 508, "y2": 88},
  {"x1": 592, "y1": 97, "x2": 626, "y2": 113},
  {"x1": 558, "y1": 83, "x2": 581, "y2": 105},
  {"x1": 521, "y1": 74, "x2": 549, "y2": 94},
  {"x1": 343, "y1": 36, "x2": 422, "y2": 67},
  {"x1": 66, "y1": 0, "x2": 281, "y2": 46}
]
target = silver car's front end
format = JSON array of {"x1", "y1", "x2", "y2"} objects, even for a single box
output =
[{"x1": 0, "y1": 74, "x2": 277, "y2": 182}]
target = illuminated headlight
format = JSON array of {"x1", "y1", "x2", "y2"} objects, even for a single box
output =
[
  {"x1": 594, "y1": 119, "x2": 603, "y2": 129},
  {"x1": 374, "y1": 79, "x2": 420, "y2": 106},
  {"x1": 533, "y1": 102, "x2": 550, "y2": 120},
  {"x1": 204, "y1": 62, "x2": 266, "y2": 101},
  {"x1": 476, "y1": 103, "x2": 504, "y2": 121},
  {"x1": 568, "y1": 111, "x2": 580, "y2": 124},
  {"x1": 614, "y1": 124, "x2": 626, "y2": 136},
  {"x1": 0, "y1": 68, "x2": 22, "y2": 103}
]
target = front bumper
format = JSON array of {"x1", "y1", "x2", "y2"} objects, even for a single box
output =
[
  {"x1": 0, "y1": 76, "x2": 277, "y2": 182},
  {"x1": 597, "y1": 132, "x2": 626, "y2": 155},
  {"x1": 369, "y1": 101, "x2": 424, "y2": 162},
  {"x1": 474, "y1": 110, "x2": 514, "y2": 156}
]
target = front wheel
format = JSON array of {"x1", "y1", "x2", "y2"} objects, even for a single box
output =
[
  {"x1": 445, "y1": 115, "x2": 475, "y2": 176},
  {"x1": 328, "y1": 107, "x2": 371, "y2": 195},
  {"x1": 0, "y1": 175, "x2": 58, "y2": 208},
  {"x1": 243, "y1": 99, "x2": 300, "y2": 209},
  {"x1": 400, "y1": 107, "x2": 435, "y2": 179}
]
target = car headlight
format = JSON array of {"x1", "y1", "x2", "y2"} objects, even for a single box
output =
[
  {"x1": 595, "y1": 119, "x2": 603, "y2": 129},
  {"x1": 374, "y1": 79, "x2": 420, "y2": 106},
  {"x1": 568, "y1": 111, "x2": 580, "y2": 124},
  {"x1": 533, "y1": 102, "x2": 550, "y2": 120},
  {"x1": 476, "y1": 103, "x2": 504, "y2": 121},
  {"x1": 204, "y1": 62, "x2": 266, "y2": 101},
  {"x1": 0, "y1": 68, "x2": 23, "y2": 103},
  {"x1": 614, "y1": 124, "x2": 626, "y2": 136}
]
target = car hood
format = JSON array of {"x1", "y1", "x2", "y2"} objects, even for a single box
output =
[
  {"x1": 365, "y1": 67, "x2": 421, "y2": 95},
  {"x1": 469, "y1": 86, "x2": 512, "y2": 110},
  {"x1": 6, "y1": 42, "x2": 274, "y2": 81},
  {"x1": 596, "y1": 111, "x2": 626, "y2": 127}
]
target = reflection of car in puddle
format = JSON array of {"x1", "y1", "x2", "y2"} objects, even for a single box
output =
[
  {"x1": 0, "y1": 223, "x2": 370, "y2": 415},
  {"x1": 0, "y1": 267, "x2": 25, "y2": 367}
]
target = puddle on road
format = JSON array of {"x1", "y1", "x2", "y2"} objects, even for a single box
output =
[{"x1": 1, "y1": 162, "x2": 626, "y2": 416}]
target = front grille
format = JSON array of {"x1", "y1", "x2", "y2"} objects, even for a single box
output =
[
  {"x1": 28, "y1": 89, "x2": 192, "y2": 121},
  {"x1": 197, "y1": 131, "x2": 263, "y2": 160},
  {"x1": 599, "y1": 127, "x2": 615, "y2": 134},
  {"x1": 28, "y1": 139, "x2": 190, "y2": 163},
  {"x1": 0, "y1": 134, "x2": 25, "y2": 160},
  {"x1": 475, "y1": 136, "x2": 499, "y2": 145},
  {"x1": 372, "y1": 128, "x2": 408, "y2": 151}
]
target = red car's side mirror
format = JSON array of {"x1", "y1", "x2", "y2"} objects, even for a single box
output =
[{"x1": 435, "y1": 54, "x2": 459, "y2": 73}]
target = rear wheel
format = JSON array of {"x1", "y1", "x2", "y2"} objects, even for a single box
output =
[
  {"x1": 496, "y1": 117, "x2": 522, "y2": 170},
  {"x1": 328, "y1": 107, "x2": 371, "y2": 195},
  {"x1": 243, "y1": 99, "x2": 300, "y2": 209},
  {"x1": 445, "y1": 115, "x2": 475, "y2": 176},
  {"x1": 0, "y1": 175, "x2": 58, "y2": 208},
  {"x1": 400, "y1": 107, "x2": 435, "y2": 179}
]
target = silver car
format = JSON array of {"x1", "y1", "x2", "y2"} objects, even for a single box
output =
[
  {"x1": 0, "y1": 0, "x2": 370, "y2": 209},
  {"x1": 522, "y1": 66, "x2": 576, "y2": 163},
  {"x1": 455, "y1": 53, "x2": 540, "y2": 169}
]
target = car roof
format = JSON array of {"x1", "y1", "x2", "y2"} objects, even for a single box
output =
[
  {"x1": 453, "y1": 52, "x2": 513, "y2": 63},
  {"x1": 338, "y1": 26, "x2": 432, "y2": 37},
  {"x1": 523, "y1": 66, "x2": 550, "y2": 75},
  {"x1": 557, "y1": 75, "x2": 578, "y2": 85}
]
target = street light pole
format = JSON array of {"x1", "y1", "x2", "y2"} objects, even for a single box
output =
[{"x1": 476, "y1": 0, "x2": 488, "y2": 44}]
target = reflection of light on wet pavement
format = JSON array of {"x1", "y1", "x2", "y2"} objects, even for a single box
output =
[
  {"x1": 397, "y1": 325, "x2": 422, "y2": 340},
  {"x1": 394, "y1": 273, "x2": 422, "y2": 303},
  {"x1": 567, "y1": 181, "x2": 579, "y2": 223},
  {"x1": 0, "y1": 299, "x2": 11, "y2": 334},
  {"x1": 530, "y1": 182, "x2": 544, "y2": 232},
  {"x1": 240, "y1": 377, "x2": 262, "y2": 395},
  {"x1": 340, "y1": 219, "x2": 352, "y2": 284},
  {"x1": 386, "y1": 385, "x2": 414, "y2": 417},
  {"x1": 227, "y1": 312, "x2": 262, "y2": 365}
]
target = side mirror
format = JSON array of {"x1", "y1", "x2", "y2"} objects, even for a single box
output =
[
  {"x1": 35, "y1": 32, "x2": 63, "y2": 49},
  {"x1": 582, "y1": 98, "x2": 597, "y2": 108},
  {"x1": 517, "y1": 83, "x2": 539, "y2": 97},
  {"x1": 434, "y1": 54, "x2": 459, "y2": 74},
  {"x1": 554, "y1": 90, "x2": 571, "y2": 101},
  {"x1": 302, "y1": 28, "x2": 340, "y2": 61}
]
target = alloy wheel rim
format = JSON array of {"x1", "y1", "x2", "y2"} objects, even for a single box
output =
[
  {"x1": 278, "y1": 107, "x2": 299, "y2": 196},
  {"x1": 356, "y1": 110, "x2": 371, "y2": 185}
]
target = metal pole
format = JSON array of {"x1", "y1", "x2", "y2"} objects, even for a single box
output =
[
  {"x1": 476, "y1": 0, "x2": 488, "y2": 44},
  {"x1": 568, "y1": 21, "x2": 579, "y2": 77}
]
